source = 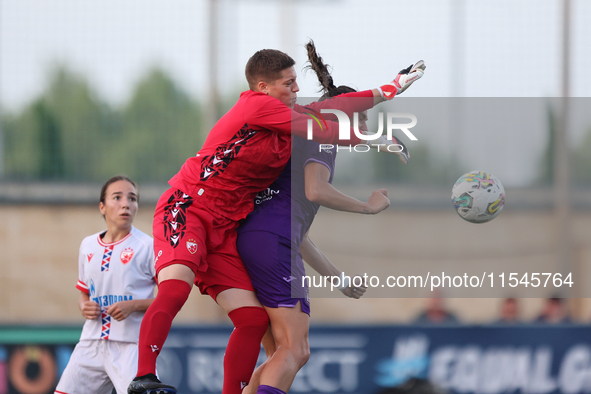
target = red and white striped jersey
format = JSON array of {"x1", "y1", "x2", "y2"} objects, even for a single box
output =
[{"x1": 76, "y1": 226, "x2": 156, "y2": 343}]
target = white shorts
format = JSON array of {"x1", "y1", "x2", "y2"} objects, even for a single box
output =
[{"x1": 55, "y1": 339, "x2": 138, "y2": 394}]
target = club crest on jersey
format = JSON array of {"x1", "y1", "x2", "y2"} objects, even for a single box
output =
[
  {"x1": 87, "y1": 253, "x2": 94, "y2": 262},
  {"x1": 120, "y1": 248, "x2": 134, "y2": 264},
  {"x1": 186, "y1": 239, "x2": 198, "y2": 254}
]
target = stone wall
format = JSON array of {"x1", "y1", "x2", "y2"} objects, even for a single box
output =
[{"x1": 1, "y1": 204, "x2": 590, "y2": 325}]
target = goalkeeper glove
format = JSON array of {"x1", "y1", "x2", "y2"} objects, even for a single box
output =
[{"x1": 379, "y1": 60, "x2": 426, "y2": 99}]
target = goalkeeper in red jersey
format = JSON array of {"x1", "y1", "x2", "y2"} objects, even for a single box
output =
[{"x1": 127, "y1": 48, "x2": 425, "y2": 394}]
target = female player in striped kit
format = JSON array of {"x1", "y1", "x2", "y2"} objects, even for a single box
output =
[
  {"x1": 236, "y1": 41, "x2": 421, "y2": 394},
  {"x1": 55, "y1": 175, "x2": 156, "y2": 394}
]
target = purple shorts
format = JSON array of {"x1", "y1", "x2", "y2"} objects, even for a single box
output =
[{"x1": 236, "y1": 231, "x2": 310, "y2": 315}]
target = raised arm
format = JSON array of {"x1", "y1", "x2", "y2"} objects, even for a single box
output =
[
  {"x1": 248, "y1": 60, "x2": 424, "y2": 146},
  {"x1": 249, "y1": 95, "x2": 367, "y2": 145},
  {"x1": 298, "y1": 89, "x2": 381, "y2": 117}
]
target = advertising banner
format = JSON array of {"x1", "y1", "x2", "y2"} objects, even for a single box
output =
[{"x1": 1, "y1": 325, "x2": 591, "y2": 394}]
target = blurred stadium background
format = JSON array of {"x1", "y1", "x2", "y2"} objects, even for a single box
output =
[{"x1": 1, "y1": 0, "x2": 591, "y2": 393}]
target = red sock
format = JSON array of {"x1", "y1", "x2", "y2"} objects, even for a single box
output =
[
  {"x1": 223, "y1": 307, "x2": 269, "y2": 394},
  {"x1": 136, "y1": 279, "x2": 191, "y2": 377}
]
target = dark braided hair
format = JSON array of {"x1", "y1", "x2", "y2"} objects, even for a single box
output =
[{"x1": 304, "y1": 39, "x2": 356, "y2": 99}]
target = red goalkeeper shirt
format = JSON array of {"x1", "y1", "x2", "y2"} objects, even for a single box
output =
[{"x1": 169, "y1": 89, "x2": 374, "y2": 221}]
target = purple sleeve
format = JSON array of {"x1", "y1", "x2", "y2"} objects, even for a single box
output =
[
  {"x1": 300, "y1": 138, "x2": 334, "y2": 174},
  {"x1": 303, "y1": 157, "x2": 332, "y2": 174}
]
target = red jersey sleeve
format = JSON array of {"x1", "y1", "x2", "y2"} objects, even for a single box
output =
[
  {"x1": 246, "y1": 92, "x2": 374, "y2": 145},
  {"x1": 76, "y1": 280, "x2": 89, "y2": 294},
  {"x1": 301, "y1": 89, "x2": 374, "y2": 118}
]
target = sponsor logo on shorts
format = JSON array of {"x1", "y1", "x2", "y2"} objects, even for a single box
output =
[
  {"x1": 120, "y1": 247, "x2": 134, "y2": 264},
  {"x1": 154, "y1": 250, "x2": 163, "y2": 264},
  {"x1": 241, "y1": 382, "x2": 248, "y2": 389},
  {"x1": 187, "y1": 239, "x2": 198, "y2": 254}
]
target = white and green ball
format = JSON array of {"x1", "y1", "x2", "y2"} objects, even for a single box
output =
[{"x1": 451, "y1": 171, "x2": 505, "y2": 223}]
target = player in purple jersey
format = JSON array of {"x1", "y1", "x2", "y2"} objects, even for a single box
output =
[{"x1": 236, "y1": 40, "x2": 421, "y2": 394}]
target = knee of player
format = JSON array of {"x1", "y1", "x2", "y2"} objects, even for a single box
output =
[{"x1": 293, "y1": 341, "x2": 310, "y2": 368}]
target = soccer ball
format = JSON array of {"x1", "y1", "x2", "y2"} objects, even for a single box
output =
[{"x1": 451, "y1": 171, "x2": 505, "y2": 223}]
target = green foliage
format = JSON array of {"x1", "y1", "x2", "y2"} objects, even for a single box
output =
[
  {"x1": 1, "y1": 66, "x2": 203, "y2": 182},
  {"x1": 1, "y1": 66, "x2": 464, "y2": 186},
  {"x1": 45, "y1": 67, "x2": 120, "y2": 180},
  {"x1": 2, "y1": 105, "x2": 42, "y2": 179},
  {"x1": 34, "y1": 99, "x2": 64, "y2": 179},
  {"x1": 115, "y1": 68, "x2": 203, "y2": 182}
]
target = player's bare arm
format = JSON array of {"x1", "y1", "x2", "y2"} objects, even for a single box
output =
[
  {"x1": 304, "y1": 162, "x2": 390, "y2": 214},
  {"x1": 79, "y1": 292, "x2": 101, "y2": 320},
  {"x1": 107, "y1": 298, "x2": 155, "y2": 322},
  {"x1": 300, "y1": 233, "x2": 367, "y2": 299}
]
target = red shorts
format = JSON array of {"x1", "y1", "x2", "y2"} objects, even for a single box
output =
[{"x1": 153, "y1": 188, "x2": 254, "y2": 298}]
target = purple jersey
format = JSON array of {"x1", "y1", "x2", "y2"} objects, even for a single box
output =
[{"x1": 237, "y1": 136, "x2": 336, "y2": 247}]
